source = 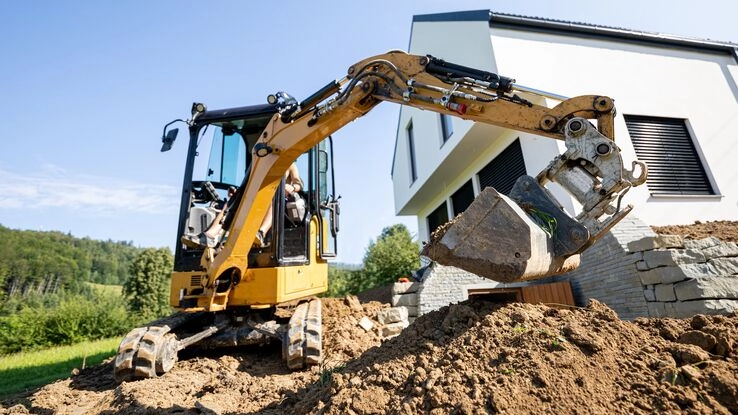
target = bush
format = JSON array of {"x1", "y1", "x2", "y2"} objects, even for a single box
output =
[{"x1": 0, "y1": 291, "x2": 130, "y2": 355}]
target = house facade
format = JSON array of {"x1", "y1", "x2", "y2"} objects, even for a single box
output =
[
  {"x1": 390, "y1": 10, "x2": 738, "y2": 319},
  {"x1": 392, "y1": 10, "x2": 738, "y2": 243}
]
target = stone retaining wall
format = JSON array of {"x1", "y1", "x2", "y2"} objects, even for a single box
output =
[
  {"x1": 548, "y1": 216, "x2": 654, "y2": 320},
  {"x1": 627, "y1": 234, "x2": 738, "y2": 318},
  {"x1": 406, "y1": 216, "x2": 738, "y2": 320}
]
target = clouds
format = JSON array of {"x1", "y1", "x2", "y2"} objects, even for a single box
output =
[{"x1": 0, "y1": 164, "x2": 178, "y2": 216}]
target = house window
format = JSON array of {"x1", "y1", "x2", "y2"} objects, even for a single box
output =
[
  {"x1": 623, "y1": 115, "x2": 714, "y2": 195},
  {"x1": 427, "y1": 201, "x2": 449, "y2": 235},
  {"x1": 477, "y1": 139, "x2": 526, "y2": 195},
  {"x1": 451, "y1": 180, "x2": 474, "y2": 216},
  {"x1": 440, "y1": 113, "x2": 453, "y2": 143},
  {"x1": 407, "y1": 121, "x2": 417, "y2": 183}
]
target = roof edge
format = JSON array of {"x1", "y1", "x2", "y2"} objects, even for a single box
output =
[
  {"x1": 412, "y1": 10, "x2": 736, "y2": 56},
  {"x1": 489, "y1": 12, "x2": 737, "y2": 55},
  {"x1": 413, "y1": 10, "x2": 490, "y2": 23}
]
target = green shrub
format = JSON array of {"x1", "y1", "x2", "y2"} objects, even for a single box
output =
[{"x1": 0, "y1": 291, "x2": 130, "y2": 355}]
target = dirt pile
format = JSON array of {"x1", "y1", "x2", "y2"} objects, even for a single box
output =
[
  {"x1": 288, "y1": 300, "x2": 737, "y2": 415},
  {"x1": 8, "y1": 298, "x2": 387, "y2": 415},
  {"x1": 652, "y1": 220, "x2": 738, "y2": 243},
  {"x1": 3, "y1": 299, "x2": 735, "y2": 414}
]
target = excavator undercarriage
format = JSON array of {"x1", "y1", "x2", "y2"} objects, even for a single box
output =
[{"x1": 114, "y1": 299, "x2": 322, "y2": 383}]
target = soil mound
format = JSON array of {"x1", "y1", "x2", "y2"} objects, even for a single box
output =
[
  {"x1": 5, "y1": 299, "x2": 736, "y2": 415},
  {"x1": 653, "y1": 220, "x2": 738, "y2": 243},
  {"x1": 289, "y1": 300, "x2": 738, "y2": 415}
]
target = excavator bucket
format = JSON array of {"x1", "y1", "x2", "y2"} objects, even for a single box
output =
[{"x1": 422, "y1": 176, "x2": 586, "y2": 283}]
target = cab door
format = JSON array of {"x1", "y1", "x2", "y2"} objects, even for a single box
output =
[{"x1": 315, "y1": 137, "x2": 339, "y2": 258}]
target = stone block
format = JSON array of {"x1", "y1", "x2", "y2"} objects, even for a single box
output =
[
  {"x1": 392, "y1": 281, "x2": 422, "y2": 295},
  {"x1": 674, "y1": 276, "x2": 738, "y2": 301},
  {"x1": 683, "y1": 237, "x2": 722, "y2": 250},
  {"x1": 669, "y1": 299, "x2": 738, "y2": 318},
  {"x1": 642, "y1": 249, "x2": 705, "y2": 268},
  {"x1": 636, "y1": 261, "x2": 651, "y2": 271},
  {"x1": 405, "y1": 305, "x2": 419, "y2": 317},
  {"x1": 638, "y1": 263, "x2": 718, "y2": 285},
  {"x1": 709, "y1": 257, "x2": 738, "y2": 275},
  {"x1": 638, "y1": 268, "x2": 662, "y2": 285},
  {"x1": 392, "y1": 293, "x2": 419, "y2": 307},
  {"x1": 358, "y1": 316, "x2": 374, "y2": 331},
  {"x1": 381, "y1": 321, "x2": 409, "y2": 338},
  {"x1": 376, "y1": 307, "x2": 409, "y2": 325},
  {"x1": 643, "y1": 286, "x2": 656, "y2": 302},
  {"x1": 627, "y1": 236, "x2": 657, "y2": 252},
  {"x1": 702, "y1": 242, "x2": 738, "y2": 260},
  {"x1": 625, "y1": 251, "x2": 644, "y2": 264},
  {"x1": 657, "y1": 235, "x2": 685, "y2": 249},
  {"x1": 654, "y1": 284, "x2": 676, "y2": 302},
  {"x1": 628, "y1": 235, "x2": 684, "y2": 252},
  {"x1": 647, "y1": 302, "x2": 667, "y2": 317}
]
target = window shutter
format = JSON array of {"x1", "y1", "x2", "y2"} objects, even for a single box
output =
[
  {"x1": 451, "y1": 180, "x2": 475, "y2": 216},
  {"x1": 477, "y1": 139, "x2": 526, "y2": 195},
  {"x1": 427, "y1": 202, "x2": 449, "y2": 234},
  {"x1": 624, "y1": 115, "x2": 714, "y2": 195}
]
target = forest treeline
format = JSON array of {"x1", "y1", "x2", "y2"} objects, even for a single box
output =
[
  {"x1": 0, "y1": 223, "x2": 420, "y2": 355},
  {"x1": 0, "y1": 224, "x2": 142, "y2": 297},
  {"x1": 0, "y1": 225, "x2": 158, "y2": 354}
]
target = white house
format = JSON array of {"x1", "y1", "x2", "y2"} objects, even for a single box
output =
[
  {"x1": 391, "y1": 10, "x2": 738, "y2": 319},
  {"x1": 393, "y1": 9, "x2": 738, "y2": 242}
]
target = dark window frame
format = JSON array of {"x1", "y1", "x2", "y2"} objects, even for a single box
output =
[
  {"x1": 623, "y1": 115, "x2": 715, "y2": 196},
  {"x1": 440, "y1": 113, "x2": 453, "y2": 143},
  {"x1": 426, "y1": 201, "x2": 449, "y2": 236},
  {"x1": 451, "y1": 180, "x2": 475, "y2": 216},
  {"x1": 407, "y1": 121, "x2": 417, "y2": 184},
  {"x1": 477, "y1": 139, "x2": 527, "y2": 196}
]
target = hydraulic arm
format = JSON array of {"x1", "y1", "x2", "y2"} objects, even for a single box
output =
[{"x1": 203, "y1": 51, "x2": 645, "y2": 289}]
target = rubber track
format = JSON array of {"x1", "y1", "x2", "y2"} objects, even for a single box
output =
[
  {"x1": 284, "y1": 299, "x2": 322, "y2": 369},
  {"x1": 113, "y1": 325, "x2": 171, "y2": 383}
]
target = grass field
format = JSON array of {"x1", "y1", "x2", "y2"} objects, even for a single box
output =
[
  {"x1": 0, "y1": 337, "x2": 119, "y2": 400},
  {"x1": 85, "y1": 282, "x2": 123, "y2": 296}
]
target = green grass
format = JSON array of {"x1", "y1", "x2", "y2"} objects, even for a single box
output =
[
  {"x1": 84, "y1": 282, "x2": 123, "y2": 296},
  {"x1": 0, "y1": 337, "x2": 120, "y2": 399}
]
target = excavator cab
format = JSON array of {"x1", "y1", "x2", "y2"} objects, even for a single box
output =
[{"x1": 169, "y1": 104, "x2": 339, "y2": 276}]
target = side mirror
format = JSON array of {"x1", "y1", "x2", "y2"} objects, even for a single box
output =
[{"x1": 161, "y1": 128, "x2": 179, "y2": 152}]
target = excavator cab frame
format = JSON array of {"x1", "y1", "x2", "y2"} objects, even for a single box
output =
[
  {"x1": 170, "y1": 104, "x2": 339, "y2": 272},
  {"x1": 163, "y1": 103, "x2": 339, "y2": 315}
]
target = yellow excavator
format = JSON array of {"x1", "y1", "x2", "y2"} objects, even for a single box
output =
[{"x1": 114, "y1": 51, "x2": 646, "y2": 382}]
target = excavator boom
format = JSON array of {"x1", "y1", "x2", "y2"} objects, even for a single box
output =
[{"x1": 206, "y1": 51, "x2": 645, "y2": 284}]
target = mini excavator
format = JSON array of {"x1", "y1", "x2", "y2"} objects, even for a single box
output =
[{"x1": 113, "y1": 51, "x2": 646, "y2": 382}]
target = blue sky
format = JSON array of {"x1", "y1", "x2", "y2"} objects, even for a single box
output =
[{"x1": 1, "y1": 0, "x2": 736, "y2": 264}]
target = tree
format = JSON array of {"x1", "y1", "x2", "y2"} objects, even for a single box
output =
[
  {"x1": 352, "y1": 224, "x2": 420, "y2": 293},
  {"x1": 325, "y1": 265, "x2": 360, "y2": 298},
  {"x1": 123, "y1": 248, "x2": 173, "y2": 322}
]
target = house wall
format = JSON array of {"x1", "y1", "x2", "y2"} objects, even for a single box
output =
[
  {"x1": 393, "y1": 17, "x2": 496, "y2": 222},
  {"x1": 393, "y1": 11, "x2": 738, "y2": 321},
  {"x1": 393, "y1": 13, "x2": 738, "y2": 244},
  {"x1": 487, "y1": 27, "x2": 738, "y2": 227}
]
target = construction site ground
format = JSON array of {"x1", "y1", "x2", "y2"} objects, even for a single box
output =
[{"x1": 1, "y1": 221, "x2": 737, "y2": 415}]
